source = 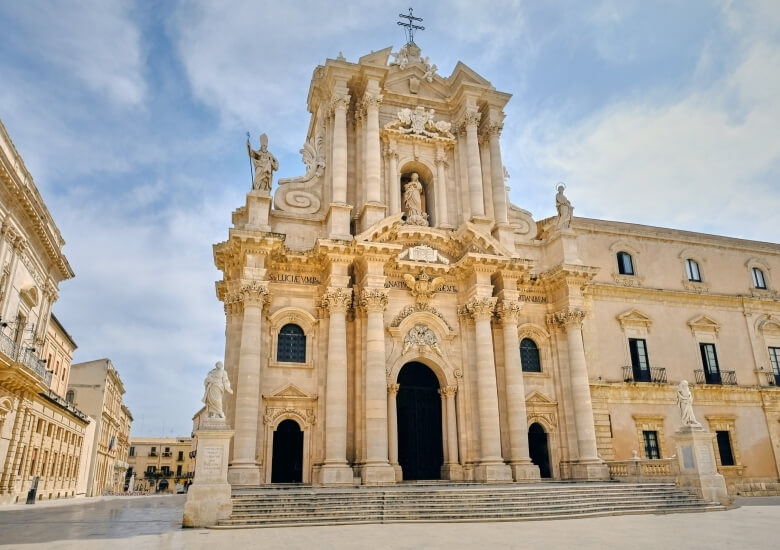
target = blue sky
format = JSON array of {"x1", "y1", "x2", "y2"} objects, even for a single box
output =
[{"x1": 1, "y1": 1, "x2": 778, "y2": 436}]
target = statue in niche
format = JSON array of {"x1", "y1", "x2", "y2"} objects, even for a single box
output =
[
  {"x1": 676, "y1": 380, "x2": 701, "y2": 427},
  {"x1": 403, "y1": 173, "x2": 428, "y2": 226},
  {"x1": 555, "y1": 184, "x2": 573, "y2": 229},
  {"x1": 247, "y1": 133, "x2": 279, "y2": 191},
  {"x1": 203, "y1": 361, "x2": 233, "y2": 420}
]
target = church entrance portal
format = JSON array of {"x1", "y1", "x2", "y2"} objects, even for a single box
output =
[
  {"x1": 397, "y1": 362, "x2": 443, "y2": 480},
  {"x1": 271, "y1": 419, "x2": 303, "y2": 483},
  {"x1": 528, "y1": 422, "x2": 551, "y2": 478}
]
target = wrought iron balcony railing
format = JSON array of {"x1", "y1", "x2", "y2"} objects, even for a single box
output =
[
  {"x1": 757, "y1": 370, "x2": 780, "y2": 387},
  {"x1": 694, "y1": 369, "x2": 737, "y2": 385},
  {"x1": 0, "y1": 330, "x2": 52, "y2": 386},
  {"x1": 622, "y1": 366, "x2": 667, "y2": 383}
]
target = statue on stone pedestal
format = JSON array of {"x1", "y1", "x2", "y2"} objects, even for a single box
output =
[
  {"x1": 555, "y1": 184, "x2": 573, "y2": 229},
  {"x1": 247, "y1": 133, "x2": 278, "y2": 191},
  {"x1": 676, "y1": 380, "x2": 701, "y2": 427},
  {"x1": 403, "y1": 172, "x2": 428, "y2": 226},
  {"x1": 202, "y1": 361, "x2": 233, "y2": 419}
]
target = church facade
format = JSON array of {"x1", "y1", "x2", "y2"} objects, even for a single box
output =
[{"x1": 213, "y1": 43, "x2": 780, "y2": 488}]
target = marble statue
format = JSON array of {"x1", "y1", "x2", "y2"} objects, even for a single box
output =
[
  {"x1": 247, "y1": 133, "x2": 279, "y2": 191},
  {"x1": 203, "y1": 361, "x2": 233, "y2": 419},
  {"x1": 403, "y1": 173, "x2": 428, "y2": 226},
  {"x1": 555, "y1": 184, "x2": 573, "y2": 229},
  {"x1": 676, "y1": 380, "x2": 701, "y2": 427}
]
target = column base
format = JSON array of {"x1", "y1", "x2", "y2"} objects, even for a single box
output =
[
  {"x1": 182, "y1": 482, "x2": 232, "y2": 527},
  {"x1": 569, "y1": 460, "x2": 610, "y2": 481},
  {"x1": 509, "y1": 461, "x2": 541, "y2": 482},
  {"x1": 227, "y1": 464, "x2": 263, "y2": 486},
  {"x1": 326, "y1": 203, "x2": 353, "y2": 240},
  {"x1": 316, "y1": 463, "x2": 355, "y2": 486},
  {"x1": 441, "y1": 463, "x2": 464, "y2": 481},
  {"x1": 357, "y1": 202, "x2": 387, "y2": 234},
  {"x1": 360, "y1": 462, "x2": 396, "y2": 485},
  {"x1": 245, "y1": 190, "x2": 272, "y2": 232},
  {"x1": 392, "y1": 463, "x2": 403, "y2": 482},
  {"x1": 473, "y1": 461, "x2": 513, "y2": 482}
]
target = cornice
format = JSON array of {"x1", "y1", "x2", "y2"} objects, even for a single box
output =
[{"x1": 587, "y1": 282, "x2": 780, "y2": 309}]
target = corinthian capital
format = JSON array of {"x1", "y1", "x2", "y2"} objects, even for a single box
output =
[
  {"x1": 440, "y1": 385, "x2": 457, "y2": 398},
  {"x1": 465, "y1": 296, "x2": 497, "y2": 320},
  {"x1": 387, "y1": 383, "x2": 400, "y2": 396},
  {"x1": 498, "y1": 300, "x2": 523, "y2": 325},
  {"x1": 330, "y1": 92, "x2": 351, "y2": 114},
  {"x1": 361, "y1": 92, "x2": 383, "y2": 111},
  {"x1": 458, "y1": 109, "x2": 481, "y2": 130},
  {"x1": 240, "y1": 281, "x2": 269, "y2": 306},
  {"x1": 546, "y1": 306, "x2": 587, "y2": 329},
  {"x1": 322, "y1": 287, "x2": 353, "y2": 313},
  {"x1": 361, "y1": 288, "x2": 389, "y2": 312},
  {"x1": 487, "y1": 121, "x2": 503, "y2": 137}
]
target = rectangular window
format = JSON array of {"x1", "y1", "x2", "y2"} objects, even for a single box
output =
[
  {"x1": 177, "y1": 451, "x2": 184, "y2": 461},
  {"x1": 146, "y1": 466, "x2": 156, "y2": 474},
  {"x1": 629, "y1": 338, "x2": 651, "y2": 381},
  {"x1": 161, "y1": 466, "x2": 170, "y2": 475},
  {"x1": 617, "y1": 252, "x2": 634, "y2": 275},
  {"x1": 716, "y1": 431, "x2": 735, "y2": 466},
  {"x1": 129, "y1": 446, "x2": 135, "y2": 457},
  {"x1": 685, "y1": 259, "x2": 701, "y2": 282},
  {"x1": 176, "y1": 465, "x2": 183, "y2": 477},
  {"x1": 700, "y1": 343, "x2": 721, "y2": 384},
  {"x1": 643, "y1": 430, "x2": 660, "y2": 459},
  {"x1": 753, "y1": 268, "x2": 767, "y2": 289},
  {"x1": 769, "y1": 347, "x2": 780, "y2": 386}
]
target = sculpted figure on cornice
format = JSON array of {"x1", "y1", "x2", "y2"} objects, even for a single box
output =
[
  {"x1": 403, "y1": 173, "x2": 428, "y2": 226},
  {"x1": 403, "y1": 272, "x2": 446, "y2": 304},
  {"x1": 555, "y1": 184, "x2": 573, "y2": 230},
  {"x1": 274, "y1": 114, "x2": 326, "y2": 215},
  {"x1": 247, "y1": 133, "x2": 278, "y2": 192},
  {"x1": 386, "y1": 106, "x2": 453, "y2": 139}
]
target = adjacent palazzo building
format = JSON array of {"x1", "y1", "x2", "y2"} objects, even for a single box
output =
[{"x1": 213, "y1": 43, "x2": 780, "y2": 488}]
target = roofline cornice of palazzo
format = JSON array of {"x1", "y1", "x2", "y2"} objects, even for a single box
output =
[
  {"x1": 537, "y1": 263, "x2": 599, "y2": 290},
  {"x1": 587, "y1": 281, "x2": 780, "y2": 308}
]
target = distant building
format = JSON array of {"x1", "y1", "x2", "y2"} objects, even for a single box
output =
[
  {"x1": 0, "y1": 119, "x2": 89, "y2": 504},
  {"x1": 128, "y1": 436, "x2": 193, "y2": 492},
  {"x1": 68, "y1": 359, "x2": 132, "y2": 496}
]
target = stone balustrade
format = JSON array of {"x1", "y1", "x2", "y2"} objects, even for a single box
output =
[{"x1": 607, "y1": 458, "x2": 679, "y2": 482}]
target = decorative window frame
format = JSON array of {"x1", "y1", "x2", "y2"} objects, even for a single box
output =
[
  {"x1": 755, "y1": 315, "x2": 780, "y2": 385},
  {"x1": 617, "y1": 309, "x2": 652, "y2": 374},
  {"x1": 517, "y1": 324, "x2": 552, "y2": 377},
  {"x1": 705, "y1": 415, "x2": 744, "y2": 475},
  {"x1": 678, "y1": 249, "x2": 709, "y2": 293},
  {"x1": 632, "y1": 415, "x2": 667, "y2": 459},
  {"x1": 268, "y1": 307, "x2": 317, "y2": 369},
  {"x1": 609, "y1": 241, "x2": 644, "y2": 287},
  {"x1": 746, "y1": 257, "x2": 776, "y2": 298}
]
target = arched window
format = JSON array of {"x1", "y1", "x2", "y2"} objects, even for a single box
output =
[
  {"x1": 685, "y1": 259, "x2": 701, "y2": 282},
  {"x1": 617, "y1": 251, "x2": 634, "y2": 275},
  {"x1": 520, "y1": 338, "x2": 542, "y2": 373},
  {"x1": 752, "y1": 267, "x2": 767, "y2": 289},
  {"x1": 277, "y1": 324, "x2": 306, "y2": 363}
]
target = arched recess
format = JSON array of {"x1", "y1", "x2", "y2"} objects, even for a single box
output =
[
  {"x1": 398, "y1": 160, "x2": 436, "y2": 225},
  {"x1": 268, "y1": 307, "x2": 318, "y2": 368},
  {"x1": 526, "y1": 391, "x2": 559, "y2": 479},
  {"x1": 517, "y1": 323, "x2": 552, "y2": 374},
  {"x1": 270, "y1": 418, "x2": 304, "y2": 483},
  {"x1": 261, "y1": 383, "x2": 316, "y2": 484}
]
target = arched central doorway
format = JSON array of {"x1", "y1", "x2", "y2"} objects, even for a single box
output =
[
  {"x1": 528, "y1": 422, "x2": 552, "y2": 478},
  {"x1": 397, "y1": 362, "x2": 443, "y2": 480},
  {"x1": 271, "y1": 419, "x2": 303, "y2": 483}
]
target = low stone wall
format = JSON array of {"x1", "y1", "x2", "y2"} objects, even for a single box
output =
[
  {"x1": 734, "y1": 480, "x2": 780, "y2": 497},
  {"x1": 607, "y1": 458, "x2": 679, "y2": 482}
]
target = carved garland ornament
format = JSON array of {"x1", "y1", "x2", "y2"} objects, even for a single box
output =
[
  {"x1": 263, "y1": 406, "x2": 316, "y2": 427},
  {"x1": 402, "y1": 324, "x2": 443, "y2": 357}
]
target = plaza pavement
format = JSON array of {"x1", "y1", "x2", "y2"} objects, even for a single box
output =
[{"x1": 0, "y1": 494, "x2": 778, "y2": 549}]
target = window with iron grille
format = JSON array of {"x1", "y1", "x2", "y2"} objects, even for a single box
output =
[
  {"x1": 700, "y1": 343, "x2": 721, "y2": 383},
  {"x1": 770, "y1": 347, "x2": 780, "y2": 385},
  {"x1": 277, "y1": 323, "x2": 306, "y2": 363},
  {"x1": 617, "y1": 251, "x2": 634, "y2": 275},
  {"x1": 520, "y1": 338, "x2": 541, "y2": 372},
  {"x1": 716, "y1": 431, "x2": 735, "y2": 466},
  {"x1": 685, "y1": 259, "x2": 701, "y2": 282},
  {"x1": 643, "y1": 430, "x2": 660, "y2": 459},
  {"x1": 629, "y1": 338, "x2": 650, "y2": 381}
]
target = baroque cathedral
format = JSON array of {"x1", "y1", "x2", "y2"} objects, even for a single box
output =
[{"x1": 213, "y1": 40, "x2": 780, "y2": 489}]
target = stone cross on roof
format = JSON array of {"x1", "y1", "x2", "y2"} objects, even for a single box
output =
[{"x1": 397, "y1": 7, "x2": 424, "y2": 45}]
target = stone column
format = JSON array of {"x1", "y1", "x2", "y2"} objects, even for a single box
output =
[
  {"x1": 363, "y1": 93, "x2": 383, "y2": 204},
  {"x1": 548, "y1": 307, "x2": 609, "y2": 480},
  {"x1": 466, "y1": 297, "x2": 512, "y2": 481},
  {"x1": 435, "y1": 146, "x2": 449, "y2": 227},
  {"x1": 462, "y1": 110, "x2": 485, "y2": 218},
  {"x1": 360, "y1": 289, "x2": 395, "y2": 484},
  {"x1": 319, "y1": 287, "x2": 354, "y2": 485},
  {"x1": 498, "y1": 301, "x2": 540, "y2": 481},
  {"x1": 229, "y1": 282, "x2": 268, "y2": 486},
  {"x1": 331, "y1": 93, "x2": 350, "y2": 204},
  {"x1": 479, "y1": 136, "x2": 494, "y2": 220},
  {"x1": 222, "y1": 297, "x2": 243, "y2": 435},
  {"x1": 443, "y1": 386, "x2": 459, "y2": 465},
  {"x1": 385, "y1": 141, "x2": 400, "y2": 215},
  {"x1": 438, "y1": 389, "x2": 449, "y2": 463},
  {"x1": 387, "y1": 383, "x2": 400, "y2": 467},
  {"x1": 488, "y1": 122, "x2": 508, "y2": 225},
  {"x1": 0, "y1": 400, "x2": 26, "y2": 492}
]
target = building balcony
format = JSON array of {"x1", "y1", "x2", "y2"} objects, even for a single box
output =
[
  {"x1": 622, "y1": 366, "x2": 667, "y2": 384},
  {"x1": 757, "y1": 370, "x2": 780, "y2": 387},
  {"x1": 694, "y1": 369, "x2": 737, "y2": 385},
  {"x1": 0, "y1": 330, "x2": 52, "y2": 386},
  {"x1": 149, "y1": 452, "x2": 157, "y2": 457},
  {"x1": 161, "y1": 452, "x2": 172, "y2": 458}
]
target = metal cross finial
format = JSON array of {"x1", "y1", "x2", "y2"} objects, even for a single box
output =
[{"x1": 397, "y1": 7, "x2": 424, "y2": 45}]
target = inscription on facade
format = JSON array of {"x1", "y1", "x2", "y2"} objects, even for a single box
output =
[
  {"x1": 385, "y1": 279, "x2": 457, "y2": 293},
  {"x1": 201, "y1": 446, "x2": 223, "y2": 476},
  {"x1": 681, "y1": 445, "x2": 694, "y2": 470},
  {"x1": 269, "y1": 273, "x2": 321, "y2": 285},
  {"x1": 696, "y1": 441, "x2": 715, "y2": 474},
  {"x1": 518, "y1": 294, "x2": 548, "y2": 304}
]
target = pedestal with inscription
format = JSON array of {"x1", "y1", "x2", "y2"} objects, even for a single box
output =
[
  {"x1": 673, "y1": 425, "x2": 729, "y2": 505},
  {"x1": 182, "y1": 421, "x2": 235, "y2": 527}
]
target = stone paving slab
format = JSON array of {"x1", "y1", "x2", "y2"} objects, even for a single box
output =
[{"x1": 0, "y1": 495, "x2": 778, "y2": 549}]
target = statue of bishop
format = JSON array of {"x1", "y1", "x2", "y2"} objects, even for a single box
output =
[{"x1": 247, "y1": 133, "x2": 279, "y2": 192}]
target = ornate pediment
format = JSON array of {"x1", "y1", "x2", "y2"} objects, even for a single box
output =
[
  {"x1": 617, "y1": 309, "x2": 653, "y2": 330},
  {"x1": 687, "y1": 314, "x2": 720, "y2": 334},
  {"x1": 266, "y1": 383, "x2": 313, "y2": 399},
  {"x1": 526, "y1": 390, "x2": 557, "y2": 406}
]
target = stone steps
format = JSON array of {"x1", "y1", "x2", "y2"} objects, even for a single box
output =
[{"x1": 215, "y1": 482, "x2": 722, "y2": 528}]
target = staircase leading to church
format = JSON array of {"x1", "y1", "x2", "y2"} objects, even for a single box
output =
[{"x1": 213, "y1": 481, "x2": 723, "y2": 528}]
